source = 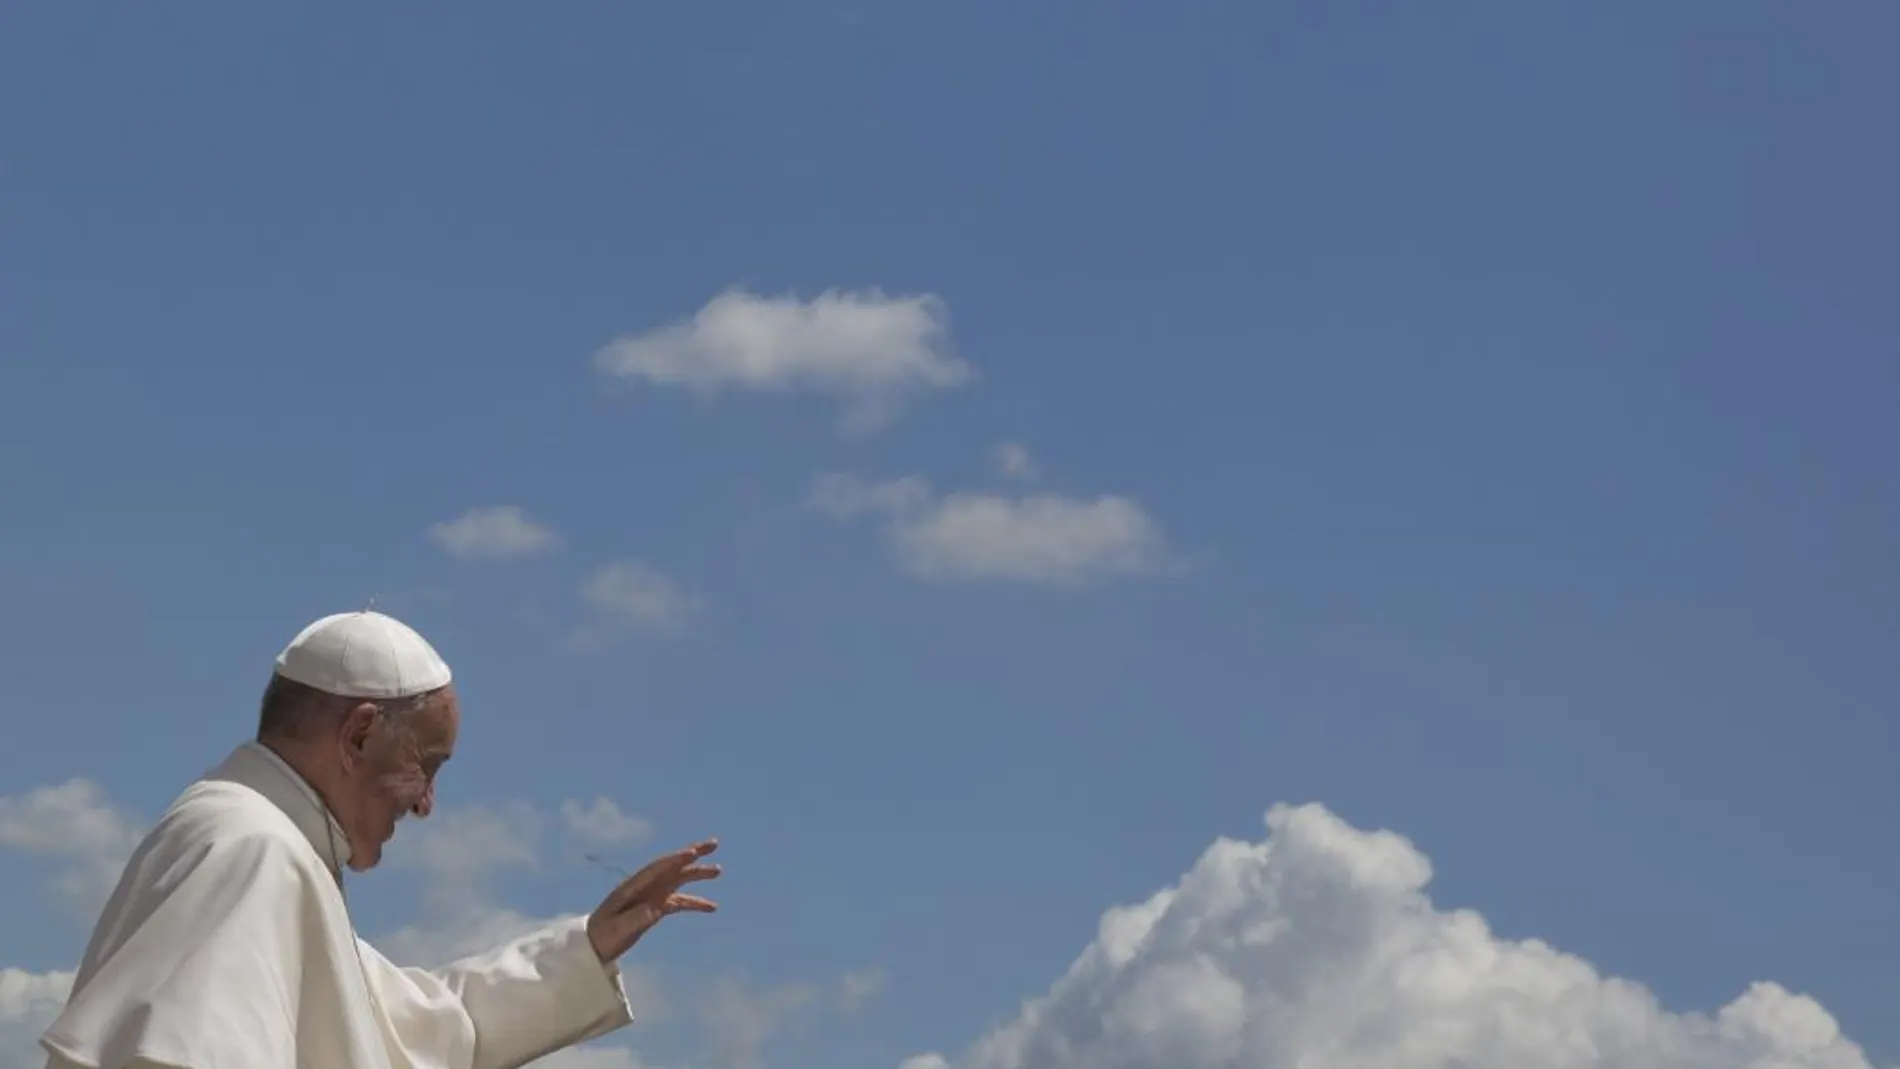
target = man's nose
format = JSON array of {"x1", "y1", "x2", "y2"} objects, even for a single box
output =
[{"x1": 411, "y1": 783, "x2": 435, "y2": 818}]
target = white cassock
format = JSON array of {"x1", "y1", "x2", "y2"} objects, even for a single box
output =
[{"x1": 39, "y1": 741, "x2": 635, "y2": 1069}]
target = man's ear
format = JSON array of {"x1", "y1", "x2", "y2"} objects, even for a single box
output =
[{"x1": 338, "y1": 701, "x2": 380, "y2": 771}]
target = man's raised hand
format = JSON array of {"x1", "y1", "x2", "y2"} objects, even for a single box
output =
[{"x1": 586, "y1": 839, "x2": 721, "y2": 962}]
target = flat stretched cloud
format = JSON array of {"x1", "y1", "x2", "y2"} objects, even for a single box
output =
[
  {"x1": 428, "y1": 506, "x2": 560, "y2": 559},
  {"x1": 811, "y1": 473, "x2": 1175, "y2": 585},
  {"x1": 900, "y1": 802, "x2": 1877, "y2": 1069},
  {"x1": 581, "y1": 561, "x2": 699, "y2": 629},
  {"x1": 898, "y1": 492, "x2": 1169, "y2": 584},
  {"x1": 594, "y1": 288, "x2": 973, "y2": 432}
]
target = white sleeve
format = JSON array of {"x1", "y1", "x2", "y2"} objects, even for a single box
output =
[{"x1": 358, "y1": 916, "x2": 636, "y2": 1069}]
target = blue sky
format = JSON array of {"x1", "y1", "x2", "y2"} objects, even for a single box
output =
[{"x1": 2, "y1": 4, "x2": 1896, "y2": 1068}]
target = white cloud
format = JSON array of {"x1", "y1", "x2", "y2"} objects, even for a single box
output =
[
  {"x1": 897, "y1": 493, "x2": 1171, "y2": 584},
  {"x1": 810, "y1": 473, "x2": 1176, "y2": 585},
  {"x1": 0, "y1": 788, "x2": 161, "y2": 1065},
  {"x1": 0, "y1": 970, "x2": 71, "y2": 1024},
  {"x1": 1, "y1": 968, "x2": 74, "y2": 1069},
  {"x1": 593, "y1": 288, "x2": 973, "y2": 432},
  {"x1": 0, "y1": 779, "x2": 143, "y2": 917},
  {"x1": 989, "y1": 441, "x2": 1038, "y2": 482},
  {"x1": 581, "y1": 561, "x2": 699, "y2": 630},
  {"x1": 428, "y1": 506, "x2": 560, "y2": 559},
  {"x1": 900, "y1": 802, "x2": 1879, "y2": 1069},
  {"x1": 562, "y1": 797, "x2": 654, "y2": 848}
]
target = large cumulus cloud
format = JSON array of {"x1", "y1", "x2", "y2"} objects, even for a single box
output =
[{"x1": 901, "y1": 803, "x2": 1877, "y2": 1069}]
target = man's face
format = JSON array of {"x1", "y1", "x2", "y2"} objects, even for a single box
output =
[{"x1": 339, "y1": 687, "x2": 459, "y2": 871}]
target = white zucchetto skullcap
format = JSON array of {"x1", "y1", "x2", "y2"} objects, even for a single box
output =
[{"x1": 273, "y1": 610, "x2": 453, "y2": 699}]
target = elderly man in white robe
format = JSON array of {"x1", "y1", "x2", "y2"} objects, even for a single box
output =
[{"x1": 39, "y1": 609, "x2": 721, "y2": 1069}]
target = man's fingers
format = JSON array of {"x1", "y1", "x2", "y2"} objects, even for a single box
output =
[
  {"x1": 675, "y1": 839, "x2": 719, "y2": 863},
  {"x1": 619, "y1": 863, "x2": 720, "y2": 912},
  {"x1": 607, "y1": 839, "x2": 720, "y2": 906},
  {"x1": 648, "y1": 840, "x2": 719, "y2": 879},
  {"x1": 666, "y1": 893, "x2": 718, "y2": 913},
  {"x1": 588, "y1": 839, "x2": 724, "y2": 960}
]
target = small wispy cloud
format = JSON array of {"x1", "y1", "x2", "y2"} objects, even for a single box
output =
[
  {"x1": 562, "y1": 797, "x2": 654, "y2": 848},
  {"x1": 593, "y1": 288, "x2": 974, "y2": 433},
  {"x1": 808, "y1": 472, "x2": 933, "y2": 520},
  {"x1": 838, "y1": 967, "x2": 886, "y2": 1011},
  {"x1": 428, "y1": 506, "x2": 560, "y2": 559},
  {"x1": 989, "y1": 441, "x2": 1038, "y2": 481},
  {"x1": 580, "y1": 561, "x2": 700, "y2": 630},
  {"x1": 810, "y1": 472, "x2": 1178, "y2": 586}
]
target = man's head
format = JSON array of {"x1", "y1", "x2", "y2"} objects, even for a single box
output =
[{"x1": 255, "y1": 611, "x2": 460, "y2": 871}]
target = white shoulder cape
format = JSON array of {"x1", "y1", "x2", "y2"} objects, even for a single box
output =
[{"x1": 40, "y1": 742, "x2": 635, "y2": 1069}]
